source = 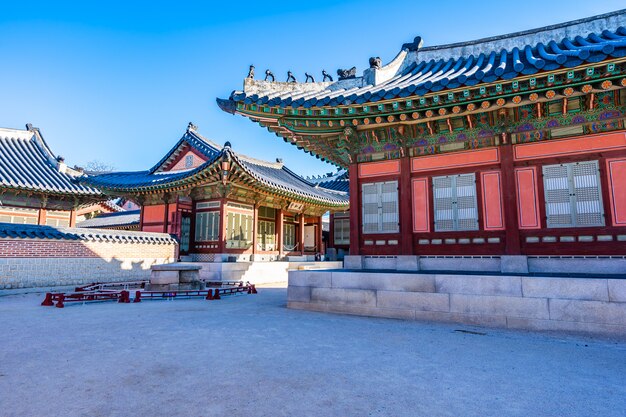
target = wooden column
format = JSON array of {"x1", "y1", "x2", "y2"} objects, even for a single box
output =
[
  {"x1": 500, "y1": 142, "x2": 522, "y2": 255},
  {"x1": 318, "y1": 216, "x2": 324, "y2": 255},
  {"x1": 399, "y1": 156, "x2": 413, "y2": 255},
  {"x1": 163, "y1": 198, "x2": 169, "y2": 233},
  {"x1": 218, "y1": 199, "x2": 226, "y2": 253},
  {"x1": 328, "y1": 213, "x2": 335, "y2": 248},
  {"x1": 252, "y1": 204, "x2": 259, "y2": 257},
  {"x1": 139, "y1": 206, "x2": 145, "y2": 230},
  {"x1": 348, "y1": 163, "x2": 360, "y2": 255},
  {"x1": 69, "y1": 209, "x2": 77, "y2": 227},
  {"x1": 298, "y1": 212, "x2": 305, "y2": 255},
  {"x1": 37, "y1": 208, "x2": 47, "y2": 226},
  {"x1": 277, "y1": 208, "x2": 284, "y2": 259}
]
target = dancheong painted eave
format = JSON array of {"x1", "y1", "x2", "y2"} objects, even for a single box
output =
[
  {"x1": 217, "y1": 9, "x2": 626, "y2": 167},
  {"x1": 82, "y1": 124, "x2": 349, "y2": 208},
  {"x1": 221, "y1": 10, "x2": 626, "y2": 109}
]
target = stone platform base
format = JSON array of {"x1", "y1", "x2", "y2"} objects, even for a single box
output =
[
  {"x1": 288, "y1": 270, "x2": 626, "y2": 338},
  {"x1": 196, "y1": 261, "x2": 343, "y2": 285}
]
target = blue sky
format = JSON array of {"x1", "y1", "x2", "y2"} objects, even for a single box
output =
[{"x1": 1, "y1": 1, "x2": 624, "y2": 176}]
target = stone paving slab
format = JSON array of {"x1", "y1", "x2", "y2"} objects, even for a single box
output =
[{"x1": 1, "y1": 288, "x2": 625, "y2": 417}]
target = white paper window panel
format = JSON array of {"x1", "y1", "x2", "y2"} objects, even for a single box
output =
[
  {"x1": 546, "y1": 202, "x2": 572, "y2": 216},
  {"x1": 543, "y1": 160, "x2": 604, "y2": 228},
  {"x1": 433, "y1": 173, "x2": 478, "y2": 231},
  {"x1": 361, "y1": 181, "x2": 398, "y2": 233},
  {"x1": 456, "y1": 185, "x2": 476, "y2": 197},
  {"x1": 545, "y1": 177, "x2": 569, "y2": 191},
  {"x1": 457, "y1": 208, "x2": 478, "y2": 220},
  {"x1": 434, "y1": 188, "x2": 453, "y2": 199},
  {"x1": 573, "y1": 174, "x2": 597, "y2": 188},
  {"x1": 435, "y1": 209, "x2": 454, "y2": 221}
]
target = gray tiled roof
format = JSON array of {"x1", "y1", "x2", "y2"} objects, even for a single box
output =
[
  {"x1": 84, "y1": 126, "x2": 349, "y2": 206},
  {"x1": 307, "y1": 170, "x2": 349, "y2": 194},
  {"x1": 77, "y1": 210, "x2": 140, "y2": 229},
  {"x1": 220, "y1": 11, "x2": 626, "y2": 109},
  {"x1": 149, "y1": 125, "x2": 221, "y2": 173},
  {"x1": 0, "y1": 126, "x2": 101, "y2": 196},
  {"x1": 0, "y1": 222, "x2": 175, "y2": 244}
]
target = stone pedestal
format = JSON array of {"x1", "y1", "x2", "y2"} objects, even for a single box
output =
[{"x1": 150, "y1": 262, "x2": 202, "y2": 289}]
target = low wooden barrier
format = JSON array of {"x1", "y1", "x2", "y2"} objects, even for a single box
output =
[{"x1": 41, "y1": 281, "x2": 257, "y2": 308}]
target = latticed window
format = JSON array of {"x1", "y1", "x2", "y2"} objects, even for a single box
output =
[
  {"x1": 433, "y1": 173, "x2": 479, "y2": 232},
  {"x1": 283, "y1": 223, "x2": 296, "y2": 251},
  {"x1": 361, "y1": 181, "x2": 399, "y2": 234},
  {"x1": 225, "y1": 212, "x2": 253, "y2": 248},
  {"x1": 195, "y1": 211, "x2": 220, "y2": 241},
  {"x1": 333, "y1": 218, "x2": 350, "y2": 245},
  {"x1": 542, "y1": 160, "x2": 605, "y2": 228},
  {"x1": 258, "y1": 220, "x2": 276, "y2": 250},
  {"x1": 258, "y1": 206, "x2": 276, "y2": 219}
]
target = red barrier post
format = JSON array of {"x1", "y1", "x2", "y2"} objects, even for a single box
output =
[
  {"x1": 118, "y1": 290, "x2": 130, "y2": 303},
  {"x1": 133, "y1": 291, "x2": 141, "y2": 303},
  {"x1": 205, "y1": 289, "x2": 213, "y2": 300},
  {"x1": 213, "y1": 289, "x2": 221, "y2": 300},
  {"x1": 55, "y1": 294, "x2": 65, "y2": 308},
  {"x1": 41, "y1": 293, "x2": 54, "y2": 306},
  {"x1": 251, "y1": 284, "x2": 257, "y2": 294}
]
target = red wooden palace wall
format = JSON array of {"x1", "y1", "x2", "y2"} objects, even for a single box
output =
[{"x1": 351, "y1": 131, "x2": 626, "y2": 256}]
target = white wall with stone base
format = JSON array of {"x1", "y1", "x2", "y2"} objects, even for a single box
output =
[
  {"x1": 288, "y1": 270, "x2": 626, "y2": 338},
  {"x1": 0, "y1": 256, "x2": 173, "y2": 289}
]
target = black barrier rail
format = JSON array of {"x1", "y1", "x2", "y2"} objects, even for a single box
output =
[{"x1": 75, "y1": 281, "x2": 149, "y2": 292}]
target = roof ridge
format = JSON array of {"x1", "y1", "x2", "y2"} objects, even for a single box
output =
[
  {"x1": 235, "y1": 152, "x2": 285, "y2": 168},
  {"x1": 420, "y1": 9, "x2": 626, "y2": 53},
  {"x1": 186, "y1": 128, "x2": 222, "y2": 151}
]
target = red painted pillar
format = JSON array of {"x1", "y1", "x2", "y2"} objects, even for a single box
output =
[
  {"x1": 298, "y1": 212, "x2": 305, "y2": 255},
  {"x1": 277, "y1": 208, "x2": 284, "y2": 258},
  {"x1": 69, "y1": 209, "x2": 77, "y2": 228},
  {"x1": 37, "y1": 208, "x2": 47, "y2": 226},
  {"x1": 139, "y1": 205, "x2": 145, "y2": 231},
  {"x1": 399, "y1": 156, "x2": 413, "y2": 255},
  {"x1": 348, "y1": 163, "x2": 360, "y2": 255},
  {"x1": 163, "y1": 201, "x2": 169, "y2": 233},
  {"x1": 328, "y1": 213, "x2": 335, "y2": 248},
  {"x1": 252, "y1": 204, "x2": 259, "y2": 256},
  {"x1": 500, "y1": 143, "x2": 522, "y2": 255},
  {"x1": 317, "y1": 216, "x2": 323, "y2": 254},
  {"x1": 218, "y1": 199, "x2": 226, "y2": 253}
]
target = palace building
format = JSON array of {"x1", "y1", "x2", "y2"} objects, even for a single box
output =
[
  {"x1": 218, "y1": 10, "x2": 626, "y2": 257},
  {"x1": 0, "y1": 125, "x2": 103, "y2": 226},
  {"x1": 83, "y1": 123, "x2": 349, "y2": 261}
]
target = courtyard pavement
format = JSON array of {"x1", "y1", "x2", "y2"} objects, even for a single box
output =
[{"x1": 1, "y1": 286, "x2": 625, "y2": 417}]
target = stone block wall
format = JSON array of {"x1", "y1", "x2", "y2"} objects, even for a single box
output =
[
  {"x1": 0, "y1": 235, "x2": 177, "y2": 289},
  {"x1": 344, "y1": 255, "x2": 626, "y2": 275},
  {"x1": 288, "y1": 270, "x2": 626, "y2": 337}
]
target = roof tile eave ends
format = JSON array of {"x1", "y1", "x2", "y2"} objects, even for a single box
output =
[{"x1": 224, "y1": 16, "x2": 626, "y2": 109}]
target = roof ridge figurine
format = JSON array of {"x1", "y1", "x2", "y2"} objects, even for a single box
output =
[{"x1": 337, "y1": 66, "x2": 356, "y2": 80}]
